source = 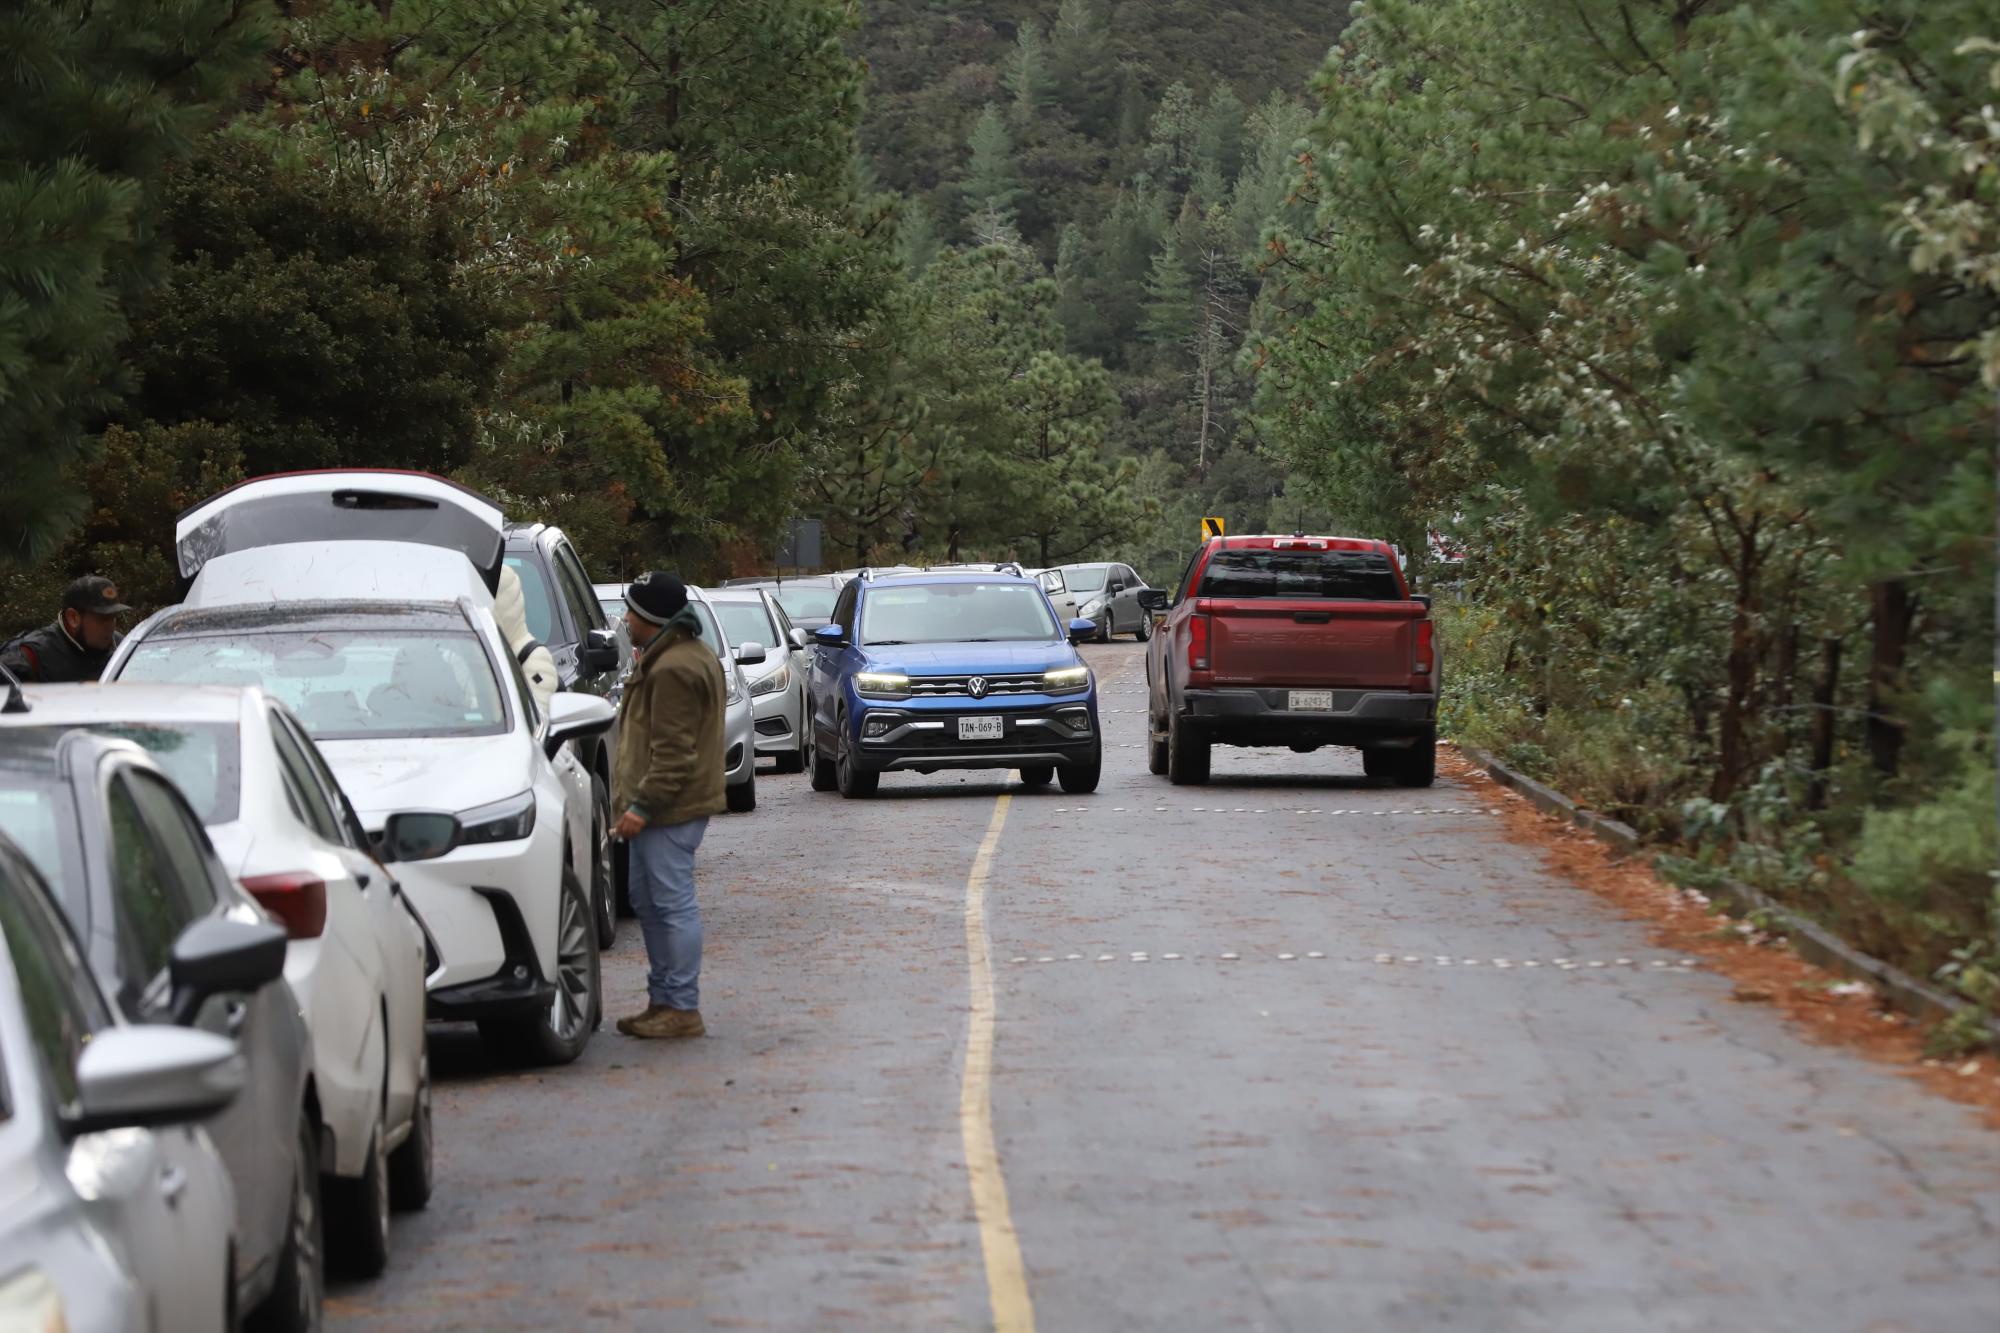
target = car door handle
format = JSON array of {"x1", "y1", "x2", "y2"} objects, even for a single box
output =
[
  {"x1": 353, "y1": 870, "x2": 372, "y2": 890},
  {"x1": 159, "y1": 1164, "x2": 188, "y2": 1208},
  {"x1": 223, "y1": 1000, "x2": 249, "y2": 1036}
]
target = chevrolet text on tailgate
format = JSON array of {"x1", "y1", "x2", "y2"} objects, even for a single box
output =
[{"x1": 1142, "y1": 534, "x2": 1438, "y2": 786}]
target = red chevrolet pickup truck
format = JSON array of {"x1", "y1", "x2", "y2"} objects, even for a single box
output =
[{"x1": 1140, "y1": 534, "x2": 1438, "y2": 786}]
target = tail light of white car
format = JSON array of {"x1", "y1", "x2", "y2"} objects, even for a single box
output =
[{"x1": 240, "y1": 872, "x2": 328, "y2": 938}]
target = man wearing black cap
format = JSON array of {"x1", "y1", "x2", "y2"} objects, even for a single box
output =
[
  {"x1": 0, "y1": 576, "x2": 132, "y2": 684},
  {"x1": 610, "y1": 571, "x2": 727, "y2": 1039}
]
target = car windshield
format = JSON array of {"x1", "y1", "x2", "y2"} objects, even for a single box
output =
[
  {"x1": 1198, "y1": 548, "x2": 1403, "y2": 600},
  {"x1": 688, "y1": 601, "x2": 726, "y2": 657},
  {"x1": 2, "y1": 724, "x2": 240, "y2": 824},
  {"x1": 771, "y1": 587, "x2": 836, "y2": 620},
  {"x1": 714, "y1": 602, "x2": 776, "y2": 650},
  {"x1": 505, "y1": 554, "x2": 558, "y2": 643},
  {"x1": 0, "y1": 782, "x2": 83, "y2": 917},
  {"x1": 1064, "y1": 566, "x2": 1109, "y2": 593},
  {"x1": 860, "y1": 582, "x2": 1057, "y2": 645},
  {"x1": 121, "y1": 630, "x2": 508, "y2": 741}
]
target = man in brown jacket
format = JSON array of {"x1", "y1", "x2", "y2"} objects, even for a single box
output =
[{"x1": 611, "y1": 572, "x2": 727, "y2": 1039}]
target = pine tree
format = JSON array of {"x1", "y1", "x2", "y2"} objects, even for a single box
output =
[
  {"x1": 0, "y1": 0, "x2": 272, "y2": 562},
  {"x1": 963, "y1": 104, "x2": 1023, "y2": 224},
  {"x1": 1005, "y1": 22, "x2": 1057, "y2": 126},
  {"x1": 1050, "y1": 0, "x2": 1116, "y2": 133},
  {"x1": 1144, "y1": 83, "x2": 1201, "y2": 198}
]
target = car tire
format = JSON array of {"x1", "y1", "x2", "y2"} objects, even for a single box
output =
[
  {"x1": 247, "y1": 1117, "x2": 324, "y2": 1333},
  {"x1": 775, "y1": 707, "x2": 808, "y2": 774},
  {"x1": 1097, "y1": 615, "x2": 1114, "y2": 644},
  {"x1": 590, "y1": 775, "x2": 616, "y2": 950},
  {"x1": 1017, "y1": 765, "x2": 1055, "y2": 787},
  {"x1": 1166, "y1": 711, "x2": 1210, "y2": 786},
  {"x1": 1396, "y1": 732, "x2": 1438, "y2": 788},
  {"x1": 1362, "y1": 747, "x2": 1398, "y2": 780},
  {"x1": 486, "y1": 865, "x2": 599, "y2": 1066},
  {"x1": 836, "y1": 718, "x2": 878, "y2": 799},
  {"x1": 326, "y1": 1121, "x2": 390, "y2": 1280},
  {"x1": 387, "y1": 1051, "x2": 433, "y2": 1211},
  {"x1": 726, "y1": 768, "x2": 758, "y2": 813},
  {"x1": 1134, "y1": 612, "x2": 1150, "y2": 642},
  {"x1": 1147, "y1": 714, "x2": 1169, "y2": 775},
  {"x1": 810, "y1": 722, "x2": 839, "y2": 792},
  {"x1": 1057, "y1": 745, "x2": 1102, "y2": 794}
]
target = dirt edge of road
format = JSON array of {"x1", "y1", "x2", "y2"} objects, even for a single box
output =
[{"x1": 1443, "y1": 746, "x2": 2000, "y2": 1128}]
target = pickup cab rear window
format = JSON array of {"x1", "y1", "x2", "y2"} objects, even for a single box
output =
[{"x1": 1198, "y1": 549, "x2": 1402, "y2": 600}]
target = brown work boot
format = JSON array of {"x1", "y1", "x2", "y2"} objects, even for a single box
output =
[
  {"x1": 625, "y1": 1007, "x2": 705, "y2": 1040},
  {"x1": 615, "y1": 1004, "x2": 667, "y2": 1036}
]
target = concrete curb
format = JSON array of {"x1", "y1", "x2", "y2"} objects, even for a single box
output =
[{"x1": 1456, "y1": 743, "x2": 2000, "y2": 1050}]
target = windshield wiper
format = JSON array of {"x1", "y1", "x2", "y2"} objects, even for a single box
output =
[{"x1": 865, "y1": 639, "x2": 909, "y2": 646}]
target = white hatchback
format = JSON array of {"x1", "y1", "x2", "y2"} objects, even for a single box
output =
[{"x1": 5, "y1": 682, "x2": 435, "y2": 1275}]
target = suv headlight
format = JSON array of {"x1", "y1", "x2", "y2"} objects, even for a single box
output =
[
  {"x1": 749, "y1": 663, "x2": 791, "y2": 697},
  {"x1": 854, "y1": 671, "x2": 911, "y2": 699},
  {"x1": 1042, "y1": 666, "x2": 1090, "y2": 694},
  {"x1": 456, "y1": 791, "x2": 537, "y2": 845}
]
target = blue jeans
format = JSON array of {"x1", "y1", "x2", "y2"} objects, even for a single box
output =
[{"x1": 627, "y1": 818, "x2": 707, "y2": 1010}]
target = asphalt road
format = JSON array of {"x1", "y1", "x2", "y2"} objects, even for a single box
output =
[{"x1": 329, "y1": 643, "x2": 2000, "y2": 1332}]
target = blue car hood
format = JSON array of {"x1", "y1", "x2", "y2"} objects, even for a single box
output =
[{"x1": 863, "y1": 641, "x2": 1079, "y2": 676}]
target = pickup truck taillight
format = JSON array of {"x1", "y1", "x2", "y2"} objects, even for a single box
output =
[
  {"x1": 241, "y1": 872, "x2": 327, "y2": 939},
  {"x1": 1187, "y1": 613, "x2": 1211, "y2": 671},
  {"x1": 1414, "y1": 619, "x2": 1435, "y2": 676}
]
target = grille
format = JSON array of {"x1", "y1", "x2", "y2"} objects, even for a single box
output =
[{"x1": 906, "y1": 673, "x2": 1047, "y2": 697}]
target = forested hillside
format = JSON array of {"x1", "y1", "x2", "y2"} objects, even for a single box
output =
[{"x1": 0, "y1": 0, "x2": 1993, "y2": 1039}]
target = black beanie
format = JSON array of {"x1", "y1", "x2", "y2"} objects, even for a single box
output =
[{"x1": 626, "y1": 571, "x2": 689, "y2": 626}]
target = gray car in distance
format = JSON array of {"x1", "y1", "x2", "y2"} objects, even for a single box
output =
[
  {"x1": 1059, "y1": 562, "x2": 1154, "y2": 640},
  {"x1": 0, "y1": 825, "x2": 284, "y2": 1333},
  {"x1": 705, "y1": 589, "x2": 812, "y2": 774},
  {"x1": 720, "y1": 574, "x2": 846, "y2": 635}
]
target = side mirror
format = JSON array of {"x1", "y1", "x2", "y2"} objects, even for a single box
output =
[
  {"x1": 1067, "y1": 618, "x2": 1098, "y2": 645},
  {"x1": 581, "y1": 627, "x2": 620, "y2": 674},
  {"x1": 788, "y1": 627, "x2": 810, "y2": 651},
  {"x1": 379, "y1": 811, "x2": 462, "y2": 864},
  {"x1": 1410, "y1": 593, "x2": 1433, "y2": 610},
  {"x1": 168, "y1": 917, "x2": 286, "y2": 1025},
  {"x1": 813, "y1": 624, "x2": 847, "y2": 648},
  {"x1": 734, "y1": 640, "x2": 768, "y2": 666},
  {"x1": 544, "y1": 691, "x2": 616, "y2": 758},
  {"x1": 1109, "y1": 581, "x2": 1127, "y2": 594},
  {"x1": 1136, "y1": 588, "x2": 1170, "y2": 612},
  {"x1": 72, "y1": 1026, "x2": 245, "y2": 1135}
]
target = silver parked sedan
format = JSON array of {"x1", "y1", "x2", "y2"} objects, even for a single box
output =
[
  {"x1": 0, "y1": 826, "x2": 284, "y2": 1333},
  {"x1": 705, "y1": 588, "x2": 812, "y2": 775}
]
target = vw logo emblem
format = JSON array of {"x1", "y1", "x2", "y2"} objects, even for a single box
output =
[{"x1": 967, "y1": 676, "x2": 989, "y2": 699}]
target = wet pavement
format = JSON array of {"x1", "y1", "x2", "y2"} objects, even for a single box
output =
[{"x1": 329, "y1": 644, "x2": 2000, "y2": 1331}]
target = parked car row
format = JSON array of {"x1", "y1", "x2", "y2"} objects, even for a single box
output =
[{"x1": 0, "y1": 469, "x2": 629, "y2": 1329}]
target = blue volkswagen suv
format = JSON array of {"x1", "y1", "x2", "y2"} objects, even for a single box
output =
[{"x1": 807, "y1": 567, "x2": 1102, "y2": 797}]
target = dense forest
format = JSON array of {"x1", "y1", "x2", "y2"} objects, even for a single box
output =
[{"x1": 0, "y1": 0, "x2": 1994, "y2": 1040}]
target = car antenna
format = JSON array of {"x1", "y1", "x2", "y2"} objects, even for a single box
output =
[{"x1": 0, "y1": 661, "x2": 28, "y2": 714}]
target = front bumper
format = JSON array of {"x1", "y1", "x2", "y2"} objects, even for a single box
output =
[
  {"x1": 423, "y1": 887, "x2": 555, "y2": 1021},
  {"x1": 1182, "y1": 687, "x2": 1436, "y2": 747},
  {"x1": 724, "y1": 698, "x2": 754, "y2": 784},
  {"x1": 750, "y1": 688, "x2": 795, "y2": 755},
  {"x1": 852, "y1": 699, "x2": 1099, "y2": 773}
]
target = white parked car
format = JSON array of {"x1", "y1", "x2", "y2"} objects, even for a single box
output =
[
  {"x1": 705, "y1": 588, "x2": 812, "y2": 775},
  {"x1": 0, "y1": 830, "x2": 261, "y2": 1333},
  {"x1": 1027, "y1": 568, "x2": 1081, "y2": 626},
  {"x1": 4, "y1": 682, "x2": 434, "y2": 1275},
  {"x1": 113, "y1": 474, "x2": 617, "y2": 1067}
]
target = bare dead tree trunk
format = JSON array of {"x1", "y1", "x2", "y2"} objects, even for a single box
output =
[
  {"x1": 1866, "y1": 579, "x2": 1914, "y2": 778},
  {"x1": 1806, "y1": 636, "x2": 1842, "y2": 811}
]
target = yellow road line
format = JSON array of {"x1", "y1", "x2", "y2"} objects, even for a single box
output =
[{"x1": 961, "y1": 794, "x2": 1035, "y2": 1332}]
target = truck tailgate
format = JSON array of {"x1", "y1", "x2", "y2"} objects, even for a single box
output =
[{"x1": 1204, "y1": 599, "x2": 1422, "y2": 688}]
